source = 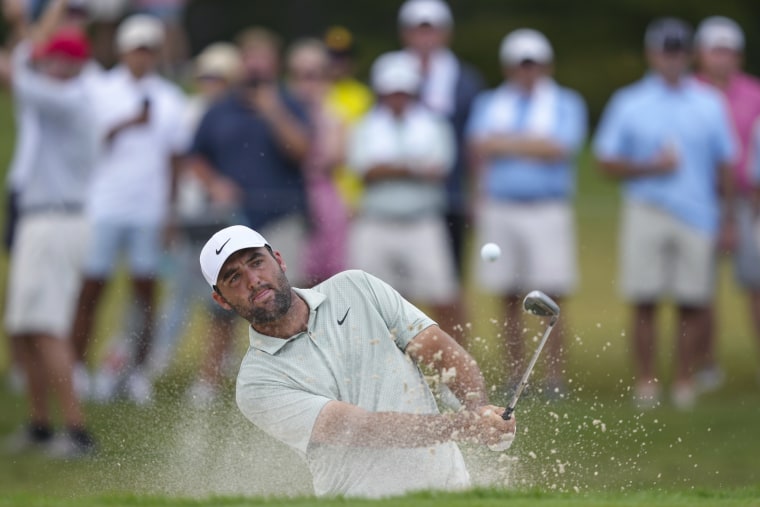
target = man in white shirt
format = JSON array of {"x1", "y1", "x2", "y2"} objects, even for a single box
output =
[
  {"x1": 3, "y1": 12, "x2": 98, "y2": 458},
  {"x1": 69, "y1": 13, "x2": 189, "y2": 405},
  {"x1": 199, "y1": 225, "x2": 516, "y2": 497},
  {"x1": 347, "y1": 51, "x2": 460, "y2": 342}
]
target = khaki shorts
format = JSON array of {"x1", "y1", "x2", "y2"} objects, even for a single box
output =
[
  {"x1": 348, "y1": 215, "x2": 458, "y2": 305},
  {"x1": 474, "y1": 199, "x2": 577, "y2": 296},
  {"x1": 5, "y1": 213, "x2": 89, "y2": 338},
  {"x1": 620, "y1": 201, "x2": 715, "y2": 305}
]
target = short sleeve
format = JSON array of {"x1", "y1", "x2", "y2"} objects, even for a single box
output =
[
  {"x1": 464, "y1": 93, "x2": 490, "y2": 142},
  {"x1": 554, "y1": 90, "x2": 588, "y2": 154},
  {"x1": 357, "y1": 271, "x2": 435, "y2": 351},
  {"x1": 236, "y1": 363, "x2": 332, "y2": 455},
  {"x1": 711, "y1": 95, "x2": 738, "y2": 166},
  {"x1": 593, "y1": 92, "x2": 628, "y2": 160}
]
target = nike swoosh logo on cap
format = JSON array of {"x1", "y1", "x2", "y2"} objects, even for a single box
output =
[{"x1": 215, "y1": 238, "x2": 231, "y2": 255}]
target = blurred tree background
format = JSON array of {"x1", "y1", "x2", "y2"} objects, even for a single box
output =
[
  {"x1": 2, "y1": 0, "x2": 759, "y2": 122},
  {"x1": 182, "y1": 0, "x2": 760, "y2": 124}
]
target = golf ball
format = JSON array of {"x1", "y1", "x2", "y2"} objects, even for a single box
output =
[{"x1": 480, "y1": 242, "x2": 501, "y2": 262}]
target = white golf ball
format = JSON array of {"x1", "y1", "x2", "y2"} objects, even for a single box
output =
[{"x1": 480, "y1": 242, "x2": 501, "y2": 262}]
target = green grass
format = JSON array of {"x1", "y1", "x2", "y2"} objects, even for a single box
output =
[{"x1": 1, "y1": 88, "x2": 760, "y2": 505}]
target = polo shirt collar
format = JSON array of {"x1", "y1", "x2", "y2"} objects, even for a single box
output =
[
  {"x1": 644, "y1": 71, "x2": 693, "y2": 92},
  {"x1": 247, "y1": 288, "x2": 327, "y2": 354}
]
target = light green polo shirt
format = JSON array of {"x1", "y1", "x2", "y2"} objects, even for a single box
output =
[{"x1": 236, "y1": 270, "x2": 469, "y2": 498}]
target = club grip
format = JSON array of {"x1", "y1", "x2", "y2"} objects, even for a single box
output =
[{"x1": 502, "y1": 406, "x2": 514, "y2": 420}]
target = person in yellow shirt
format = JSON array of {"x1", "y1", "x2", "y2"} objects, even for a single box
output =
[{"x1": 322, "y1": 25, "x2": 373, "y2": 212}]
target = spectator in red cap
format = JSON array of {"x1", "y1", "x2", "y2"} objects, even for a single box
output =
[{"x1": 3, "y1": 0, "x2": 98, "y2": 459}]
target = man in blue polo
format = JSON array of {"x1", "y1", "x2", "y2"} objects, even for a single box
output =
[
  {"x1": 466, "y1": 28, "x2": 587, "y2": 395},
  {"x1": 593, "y1": 18, "x2": 737, "y2": 410}
]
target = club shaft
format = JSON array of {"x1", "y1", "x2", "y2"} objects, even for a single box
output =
[{"x1": 503, "y1": 316, "x2": 558, "y2": 420}]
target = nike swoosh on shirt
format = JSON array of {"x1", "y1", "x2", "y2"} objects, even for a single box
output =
[
  {"x1": 337, "y1": 307, "x2": 351, "y2": 325},
  {"x1": 215, "y1": 238, "x2": 231, "y2": 255}
]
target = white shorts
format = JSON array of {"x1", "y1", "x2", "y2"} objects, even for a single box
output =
[
  {"x1": 5, "y1": 213, "x2": 89, "y2": 338},
  {"x1": 620, "y1": 201, "x2": 715, "y2": 305},
  {"x1": 348, "y1": 215, "x2": 458, "y2": 305},
  {"x1": 475, "y1": 199, "x2": 577, "y2": 296}
]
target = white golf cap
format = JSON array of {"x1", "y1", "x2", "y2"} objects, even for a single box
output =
[
  {"x1": 195, "y1": 42, "x2": 243, "y2": 82},
  {"x1": 116, "y1": 14, "x2": 165, "y2": 54},
  {"x1": 199, "y1": 225, "x2": 270, "y2": 287},
  {"x1": 499, "y1": 28, "x2": 553, "y2": 66},
  {"x1": 370, "y1": 51, "x2": 421, "y2": 95},
  {"x1": 695, "y1": 16, "x2": 744, "y2": 51},
  {"x1": 398, "y1": 0, "x2": 453, "y2": 28}
]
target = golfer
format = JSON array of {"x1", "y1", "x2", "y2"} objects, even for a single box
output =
[{"x1": 199, "y1": 225, "x2": 516, "y2": 498}]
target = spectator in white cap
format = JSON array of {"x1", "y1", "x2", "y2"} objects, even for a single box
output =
[
  {"x1": 466, "y1": 28, "x2": 587, "y2": 396},
  {"x1": 198, "y1": 224, "x2": 516, "y2": 497},
  {"x1": 694, "y1": 16, "x2": 760, "y2": 392},
  {"x1": 69, "y1": 12, "x2": 190, "y2": 405},
  {"x1": 397, "y1": 0, "x2": 485, "y2": 346},
  {"x1": 347, "y1": 51, "x2": 463, "y2": 353},
  {"x1": 593, "y1": 17, "x2": 737, "y2": 410}
]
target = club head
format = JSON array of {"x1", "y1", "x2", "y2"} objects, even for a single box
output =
[{"x1": 523, "y1": 290, "x2": 560, "y2": 318}]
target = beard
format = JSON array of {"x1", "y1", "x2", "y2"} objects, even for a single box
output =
[{"x1": 228, "y1": 267, "x2": 293, "y2": 325}]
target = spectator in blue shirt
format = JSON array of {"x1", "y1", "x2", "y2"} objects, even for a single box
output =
[
  {"x1": 466, "y1": 28, "x2": 587, "y2": 396},
  {"x1": 593, "y1": 18, "x2": 737, "y2": 410}
]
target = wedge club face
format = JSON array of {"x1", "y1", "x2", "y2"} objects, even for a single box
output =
[{"x1": 523, "y1": 290, "x2": 560, "y2": 318}]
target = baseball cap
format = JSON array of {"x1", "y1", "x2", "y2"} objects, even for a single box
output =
[
  {"x1": 645, "y1": 17, "x2": 693, "y2": 52},
  {"x1": 695, "y1": 16, "x2": 744, "y2": 51},
  {"x1": 116, "y1": 14, "x2": 165, "y2": 54},
  {"x1": 35, "y1": 28, "x2": 91, "y2": 61},
  {"x1": 195, "y1": 42, "x2": 243, "y2": 82},
  {"x1": 499, "y1": 28, "x2": 553, "y2": 66},
  {"x1": 200, "y1": 225, "x2": 270, "y2": 287},
  {"x1": 370, "y1": 51, "x2": 421, "y2": 95},
  {"x1": 398, "y1": 0, "x2": 453, "y2": 28},
  {"x1": 324, "y1": 25, "x2": 355, "y2": 56}
]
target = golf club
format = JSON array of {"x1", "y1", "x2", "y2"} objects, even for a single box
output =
[
  {"x1": 503, "y1": 290, "x2": 560, "y2": 421},
  {"x1": 487, "y1": 291, "x2": 560, "y2": 451}
]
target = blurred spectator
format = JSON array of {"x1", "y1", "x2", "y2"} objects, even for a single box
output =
[
  {"x1": 693, "y1": 16, "x2": 760, "y2": 393},
  {"x1": 347, "y1": 51, "x2": 459, "y2": 341},
  {"x1": 85, "y1": 0, "x2": 130, "y2": 68},
  {"x1": 3, "y1": 3, "x2": 98, "y2": 457},
  {"x1": 466, "y1": 29, "x2": 587, "y2": 394},
  {"x1": 397, "y1": 0, "x2": 485, "y2": 343},
  {"x1": 285, "y1": 38, "x2": 349, "y2": 285},
  {"x1": 322, "y1": 25, "x2": 373, "y2": 213},
  {"x1": 593, "y1": 18, "x2": 737, "y2": 410},
  {"x1": 132, "y1": 0, "x2": 188, "y2": 77},
  {"x1": 185, "y1": 26, "x2": 310, "y2": 404},
  {"x1": 1, "y1": 0, "x2": 97, "y2": 401},
  {"x1": 147, "y1": 41, "x2": 243, "y2": 380},
  {"x1": 69, "y1": 13, "x2": 189, "y2": 405}
]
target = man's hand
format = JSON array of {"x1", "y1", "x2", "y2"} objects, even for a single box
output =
[
  {"x1": 452, "y1": 405, "x2": 516, "y2": 448},
  {"x1": 650, "y1": 144, "x2": 679, "y2": 175}
]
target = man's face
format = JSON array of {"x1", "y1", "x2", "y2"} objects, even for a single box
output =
[
  {"x1": 698, "y1": 47, "x2": 740, "y2": 79},
  {"x1": 38, "y1": 54, "x2": 84, "y2": 80},
  {"x1": 648, "y1": 48, "x2": 692, "y2": 82},
  {"x1": 401, "y1": 24, "x2": 450, "y2": 55},
  {"x1": 122, "y1": 47, "x2": 159, "y2": 77},
  {"x1": 506, "y1": 60, "x2": 550, "y2": 90},
  {"x1": 241, "y1": 45, "x2": 279, "y2": 84},
  {"x1": 213, "y1": 247, "x2": 293, "y2": 325}
]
